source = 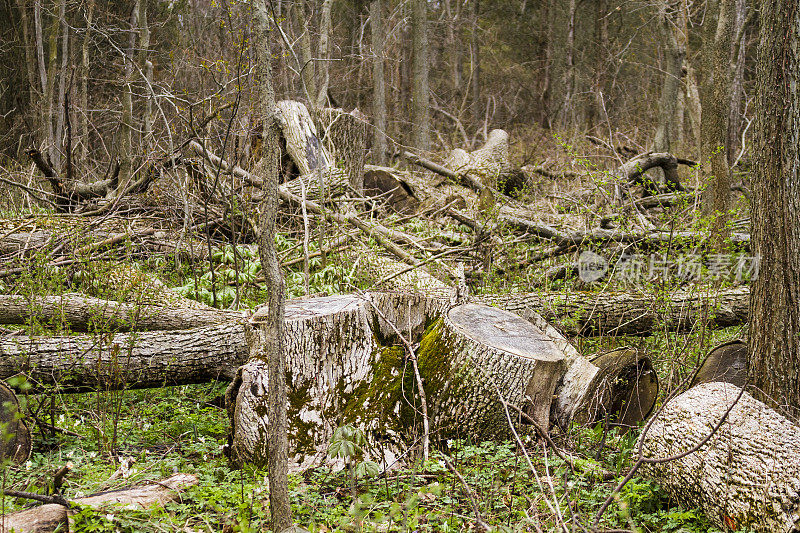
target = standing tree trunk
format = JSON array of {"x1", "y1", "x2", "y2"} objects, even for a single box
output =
[
  {"x1": 315, "y1": 0, "x2": 333, "y2": 109},
  {"x1": 242, "y1": 1, "x2": 293, "y2": 529},
  {"x1": 653, "y1": 0, "x2": 685, "y2": 191},
  {"x1": 79, "y1": 0, "x2": 94, "y2": 171},
  {"x1": 118, "y1": 0, "x2": 139, "y2": 196},
  {"x1": 411, "y1": 0, "x2": 430, "y2": 151},
  {"x1": 562, "y1": 0, "x2": 577, "y2": 127},
  {"x1": 749, "y1": 0, "x2": 800, "y2": 416},
  {"x1": 370, "y1": 0, "x2": 387, "y2": 165},
  {"x1": 700, "y1": 0, "x2": 735, "y2": 249},
  {"x1": 470, "y1": 0, "x2": 481, "y2": 132},
  {"x1": 539, "y1": 0, "x2": 553, "y2": 129}
]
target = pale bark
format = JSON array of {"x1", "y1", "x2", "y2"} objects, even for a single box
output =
[
  {"x1": 370, "y1": 0, "x2": 388, "y2": 165},
  {"x1": 0, "y1": 294, "x2": 233, "y2": 332},
  {"x1": 0, "y1": 474, "x2": 198, "y2": 533},
  {"x1": 79, "y1": 0, "x2": 94, "y2": 170},
  {"x1": 654, "y1": 1, "x2": 685, "y2": 186},
  {"x1": 640, "y1": 382, "x2": 800, "y2": 533},
  {"x1": 315, "y1": 0, "x2": 333, "y2": 109},
  {"x1": 411, "y1": 0, "x2": 430, "y2": 151},
  {"x1": 470, "y1": 0, "x2": 481, "y2": 130},
  {"x1": 749, "y1": 0, "x2": 800, "y2": 414}
]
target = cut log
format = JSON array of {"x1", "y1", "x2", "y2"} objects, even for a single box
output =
[
  {"x1": 227, "y1": 294, "x2": 381, "y2": 468},
  {"x1": 418, "y1": 303, "x2": 567, "y2": 437},
  {"x1": 0, "y1": 473, "x2": 198, "y2": 533},
  {"x1": 444, "y1": 129, "x2": 521, "y2": 194},
  {"x1": 615, "y1": 152, "x2": 694, "y2": 193},
  {"x1": 0, "y1": 294, "x2": 234, "y2": 332},
  {"x1": 0, "y1": 380, "x2": 31, "y2": 464},
  {"x1": 484, "y1": 286, "x2": 750, "y2": 336},
  {"x1": 275, "y1": 100, "x2": 334, "y2": 177},
  {"x1": 0, "y1": 321, "x2": 247, "y2": 391},
  {"x1": 363, "y1": 166, "x2": 420, "y2": 214},
  {"x1": 514, "y1": 310, "x2": 658, "y2": 430},
  {"x1": 639, "y1": 382, "x2": 800, "y2": 533},
  {"x1": 689, "y1": 339, "x2": 747, "y2": 388}
]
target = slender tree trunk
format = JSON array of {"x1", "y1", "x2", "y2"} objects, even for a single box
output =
[
  {"x1": 53, "y1": 0, "x2": 68, "y2": 173},
  {"x1": 587, "y1": 0, "x2": 609, "y2": 133},
  {"x1": 118, "y1": 0, "x2": 139, "y2": 195},
  {"x1": 444, "y1": 0, "x2": 461, "y2": 94},
  {"x1": 252, "y1": 0, "x2": 292, "y2": 528},
  {"x1": 727, "y1": 0, "x2": 748, "y2": 164},
  {"x1": 80, "y1": 0, "x2": 94, "y2": 171},
  {"x1": 562, "y1": 0, "x2": 576, "y2": 127},
  {"x1": 315, "y1": 0, "x2": 332, "y2": 109},
  {"x1": 701, "y1": 0, "x2": 735, "y2": 249},
  {"x1": 138, "y1": 0, "x2": 152, "y2": 151},
  {"x1": 470, "y1": 0, "x2": 481, "y2": 131},
  {"x1": 539, "y1": 0, "x2": 553, "y2": 128},
  {"x1": 294, "y1": 1, "x2": 315, "y2": 103},
  {"x1": 654, "y1": 1, "x2": 685, "y2": 190},
  {"x1": 748, "y1": 0, "x2": 800, "y2": 416},
  {"x1": 411, "y1": 0, "x2": 430, "y2": 151},
  {"x1": 370, "y1": 0, "x2": 387, "y2": 165}
]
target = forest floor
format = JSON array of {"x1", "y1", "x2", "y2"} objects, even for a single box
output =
[{"x1": 0, "y1": 128, "x2": 754, "y2": 532}]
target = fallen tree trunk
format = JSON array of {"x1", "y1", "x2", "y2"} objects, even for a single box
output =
[
  {"x1": 0, "y1": 294, "x2": 234, "y2": 332},
  {"x1": 639, "y1": 382, "x2": 800, "y2": 533},
  {"x1": 484, "y1": 286, "x2": 750, "y2": 336},
  {"x1": 0, "y1": 473, "x2": 198, "y2": 533}
]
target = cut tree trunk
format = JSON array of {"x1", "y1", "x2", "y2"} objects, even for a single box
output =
[
  {"x1": 0, "y1": 294, "x2": 234, "y2": 332},
  {"x1": 227, "y1": 294, "x2": 379, "y2": 468},
  {"x1": 444, "y1": 129, "x2": 519, "y2": 192},
  {"x1": 639, "y1": 382, "x2": 800, "y2": 533},
  {"x1": 419, "y1": 303, "x2": 567, "y2": 436},
  {"x1": 0, "y1": 380, "x2": 31, "y2": 464},
  {"x1": 485, "y1": 286, "x2": 749, "y2": 336},
  {"x1": 0, "y1": 473, "x2": 198, "y2": 533}
]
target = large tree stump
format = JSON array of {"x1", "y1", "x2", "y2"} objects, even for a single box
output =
[
  {"x1": 0, "y1": 380, "x2": 31, "y2": 464},
  {"x1": 227, "y1": 295, "x2": 379, "y2": 468},
  {"x1": 639, "y1": 382, "x2": 800, "y2": 533},
  {"x1": 418, "y1": 303, "x2": 566, "y2": 438}
]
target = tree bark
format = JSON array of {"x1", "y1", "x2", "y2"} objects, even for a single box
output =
[
  {"x1": 411, "y1": 0, "x2": 430, "y2": 151},
  {"x1": 701, "y1": 0, "x2": 735, "y2": 249},
  {"x1": 639, "y1": 382, "x2": 800, "y2": 533},
  {"x1": 0, "y1": 380, "x2": 31, "y2": 465},
  {"x1": 0, "y1": 473, "x2": 198, "y2": 533},
  {"x1": 0, "y1": 294, "x2": 233, "y2": 332},
  {"x1": 748, "y1": 0, "x2": 800, "y2": 415},
  {"x1": 248, "y1": 3, "x2": 292, "y2": 529},
  {"x1": 654, "y1": 1, "x2": 685, "y2": 182},
  {"x1": 370, "y1": 0, "x2": 388, "y2": 165}
]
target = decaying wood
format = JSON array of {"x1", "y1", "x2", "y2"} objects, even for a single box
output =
[
  {"x1": 615, "y1": 152, "x2": 695, "y2": 193},
  {"x1": 444, "y1": 129, "x2": 516, "y2": 191},
  {"x1": 0, "y1": 293, "x2": 233, "y2": 332},
  {"x1": 485, "y1": 285, "x2": 749, "y2": 336},
  {"x1": 689, "y1": 339, "x2": 747, "y2": 388},
  {"x1": 0, "y1": 380, "x2": 31, "y2": 464},
  {"x1": 639, "y1": 382, "x2": 800, "y2": 533},
  {"x1": 363, "y1": 165, "x2": 421, "y2": 214},
  {"x1": 0, "y1": 473, "x2": 198, "y2": 533}
]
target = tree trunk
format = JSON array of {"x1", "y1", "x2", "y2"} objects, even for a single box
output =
[
  {"x1": 315, "y1": 0, "x2": 333, "y2": 109},
  {"x1": 370, "y1": 0, "x2": 388, "y2": 165},
  {"x1": 748, "y1": 0, "x2": 800, "y2": 415},
  {"x1": 0, "y1": 474, "x2": 198, "y2": 533},
  {"x1": 411, "y1": 0, "x2": 430, "y2": 151},
  {"x1": 0, "y1": 380, "x2": 31, "y2": 465},
  {"x1": 247, "y1": 3, "x2": 292, "y2": 529},
  {"x1": 654, "y1": 1, "x2": 685, "y2": 183},
  {"x1": 700, "y1": 0, "x2": 735, "y2": 249},
  {"x1": 639, "y1": 382, "x2": 800, "y2": 533},
  {"x1": 485, "y1": 286, "x2": 749, "y2": 337},
  {"x1": 470, "y1": 0, "x2": 481, "y2": 131}
]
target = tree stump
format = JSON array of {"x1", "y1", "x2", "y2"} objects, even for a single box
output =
[
  {"x1": 0, "y1": 380, "x2": 31, "y2": 464},
  {"x1": 640, "y1": 382, "x2": 800, "y2": 533},
  {"x1": 227, "y1": 295, "x2": 379, "y2": 468},
  {"x1": 418, "y1": 303, "x2": 566, "y2": 439}
]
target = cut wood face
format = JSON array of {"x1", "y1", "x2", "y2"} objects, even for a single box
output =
[
  {"x1": 690, "y1": 339, "x2": 747, "y2": 388},
  {"x1": 447, "y1": 304, "x2": 566, "y2": 364},
  {"x1": 0, "y1": 380, "x2": 31, "y2": 465}
]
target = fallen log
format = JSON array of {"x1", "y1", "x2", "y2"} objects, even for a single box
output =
[
  {"x1": 0, "y1": 473, "x2": 198, "y2": 533},
  {"x1": 0, "y1": 294, "x2": 234, "y2": 332},
  {"x1": 484, "y1": 286, "x2": 749, "y2": 336},
  {"x1": 639, "y1": 382, "x2": 800, "y2": 533}
]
